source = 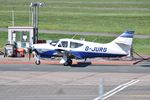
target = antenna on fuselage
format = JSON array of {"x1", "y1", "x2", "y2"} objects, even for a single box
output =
[
  {"x1": 71, "y1": 33, "x2": 85, "y2": 41},
  {"x1": 71, "y1": 33, "x2": 78, "y2": 39},
  {"x1": 92, "y1": 37, "x2": 97, "y2": 42}
]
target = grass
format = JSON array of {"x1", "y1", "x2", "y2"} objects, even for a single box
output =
[
  {"x1": 0, "y1": 0, "x2": 150, "y2": 34},
  {"x1": 133, "y1": 38, "x2": 150, "y2": 55},
  {"x1": 39, "y1": 33, "x2": 115, "y2": 43},
  {"x1": 0, "y1": 32, "x2": 8, "y2": 49}
]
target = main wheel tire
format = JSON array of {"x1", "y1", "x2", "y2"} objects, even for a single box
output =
[
  {"x1": 63, "y1": 61, "x2": 69, "y2": 66},
  {"x1": 68, "y1": 59, "x2": 72, "y2": 65},
  {"x1": 63, "y1": 59, "x2": 72, "y2": 66},
  {"x1": 35, "y1": 60, "x2": 41, "y2": 65}
]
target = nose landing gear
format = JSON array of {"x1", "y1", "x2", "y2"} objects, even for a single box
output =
[
  {"x1": 34, "y1": 52, "x2": 41, "y2": 65},
  {"x1": 35, "y1": 59, "x2": 41, "y2": 65}
]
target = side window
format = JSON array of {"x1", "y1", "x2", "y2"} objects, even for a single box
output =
[
  {"x1": 61, "y1": 41, "x2": 68, "y2": 48},
  {"x1": 70, "y1": 42, "x2": 83, "y2": 48},
  {"x1": 58, "y1": 43, "x2": 62, "y2": 47}
]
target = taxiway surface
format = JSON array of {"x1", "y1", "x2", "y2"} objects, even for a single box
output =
[{"x1": 0, "y1": 61, "x2": 149, "y2": 100}]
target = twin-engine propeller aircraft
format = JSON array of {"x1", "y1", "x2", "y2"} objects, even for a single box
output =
[{"x1": 32, "y1": 31, "x2": 134, "y2": 66}]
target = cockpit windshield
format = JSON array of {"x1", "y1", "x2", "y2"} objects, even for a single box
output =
[{"x1": 49, "y1": 40, "x2": 59, "y2": 46}]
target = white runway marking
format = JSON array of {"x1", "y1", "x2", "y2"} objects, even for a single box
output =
[{"x1": 94, "y1": 79, "x2": 140, "y2": 100}]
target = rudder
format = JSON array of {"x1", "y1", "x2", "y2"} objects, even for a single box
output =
[{"x1": 111, "y1": 31, "x2": 135, "y2": 56}]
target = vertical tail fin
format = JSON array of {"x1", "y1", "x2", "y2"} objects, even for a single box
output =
[
  {"x1": 112, "y1": 31, "x2": 134, "y2": 46},
  {"x1": 111, "y1": 31, "x2": 135, "y2": 56}
]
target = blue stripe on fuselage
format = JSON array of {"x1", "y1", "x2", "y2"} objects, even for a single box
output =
[
  {"x1": 71, "y1": 51, "x2": 126, "y2": 59},
  {"x1": 35, "y1": 49, "x2": 56, "y2": 58}
]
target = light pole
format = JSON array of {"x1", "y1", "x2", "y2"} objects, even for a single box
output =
[
  {"x1": 11, "y1": 6, "x2": 15, "y2": 26},
  {"x1": 30, "y1": 2, "x2": 44, "y2": 44}
]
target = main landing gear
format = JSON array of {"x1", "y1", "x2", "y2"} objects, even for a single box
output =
[{"x1": 63, "y1": 59, "x2": 72, "y2": 66}]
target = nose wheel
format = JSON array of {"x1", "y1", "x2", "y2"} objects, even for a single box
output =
[
  {"x1": 34, "y1": 53, "x2": 41, "y2": 65},
  {"x1": 35, "y1": 60, "x2": 41, "y2": 65}
]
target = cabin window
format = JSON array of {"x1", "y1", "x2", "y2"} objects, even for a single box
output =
[
  {"x1": 61, "y1": 41, "x2": 68, "y2": 48},
  {"x1": 70, "y1": 42, "x2": 83, "y2": 48}
]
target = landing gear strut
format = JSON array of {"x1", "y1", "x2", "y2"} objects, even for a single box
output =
[
  {"x1": 34, "y1": 53, "x2": 41, "y2": 65},
  {"x1": 64, "y1": 59, "x2": 72, "y2": 66}
]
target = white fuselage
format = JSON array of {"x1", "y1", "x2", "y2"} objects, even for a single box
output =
[{"x1": 33, "y1": 39, "x2": 127, "y2": 59}]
